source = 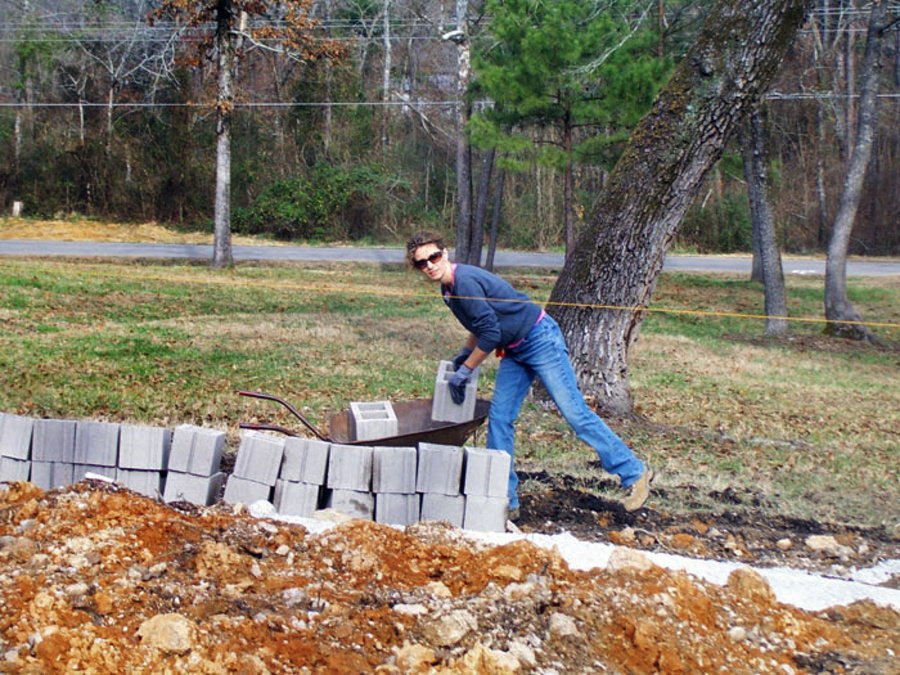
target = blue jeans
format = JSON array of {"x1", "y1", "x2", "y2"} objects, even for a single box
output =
[{"x1": 486, "y1": 316, "x2": 645, "y2": 509}]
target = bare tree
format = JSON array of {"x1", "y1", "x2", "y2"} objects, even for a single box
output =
[
  {"x1": 739, "y1": 107, "x2": 788, "y2": 336},
  {"x1": 824, "y1": 0, "x2": 889, "y2": 340},
  {"x1": 448, "y1": 0, "x2": 473, "y2": 264},
  {"x1": 548, "y1": 0, "x2": 812, "y2": 415}
]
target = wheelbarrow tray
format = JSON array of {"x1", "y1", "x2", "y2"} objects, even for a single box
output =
[
  {"x1": 329, "y1": 398, "x2": 491, "y2": 447},
  {"x1": 238, "y1": 390, "x2": 490, "y2": 447}
]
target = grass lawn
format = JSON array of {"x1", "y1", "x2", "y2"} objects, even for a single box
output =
[{"x1": 0, "y1": 252, "x2": 898, "y2": 530}]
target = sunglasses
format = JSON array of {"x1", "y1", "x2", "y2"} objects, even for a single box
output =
[{"x1": 413, "y1": 250, "x2": 444, "y2": 270}]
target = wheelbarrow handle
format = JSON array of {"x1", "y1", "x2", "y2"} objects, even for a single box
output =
[{"x1": 237, "y1": 390, "x2": 329, "y2": 441}]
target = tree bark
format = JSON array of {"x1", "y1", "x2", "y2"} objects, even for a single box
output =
[
  {"x1": 453, "y1": 0, "x2": 473, "y2": 264},
  {"x1": 548, "y1": 0, "x2": 812, "y2": 415},
  {"x1": 739, "y1": 108, "x2": 788, "y2": 336},
  {"x1": 212, "y1": 1, "x2": 237, "y2": 269},
  {"x1": 471, "y1": 148, "x2": 496, "y2": 267},
  {"x1": 485, "y1": 167, "x2": 505, "y2": 272},
  {"x1": 824, "y1": 0, "x2": 887, "y2": 341}
]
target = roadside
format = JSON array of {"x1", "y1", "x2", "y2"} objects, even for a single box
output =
[{"x1": 3, "y1": 218, "x2": 900, "y2": 275}]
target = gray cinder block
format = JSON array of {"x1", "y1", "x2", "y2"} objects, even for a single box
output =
[
  {"x1": 233, "y1": 431, "x2": 285, "y2": 486},
  {"x1": 463, "y1": 495, "x2": 508, "y2": 532},
  {"x1": 223, "y1": 475, "x2": 273, "y2": 505},
  {"x1": 0, "y1": 456, "x2": 31, "y2": 483},
  {"x1": 116, "y1": 468, "x2": 165, "y2": 498},
  {"x1": 375, "y1": 493, "x2": 419, "y2": 526},
  {"x1": 0, "y1": 413, "x2": 34, "y2": 460},
  {"x1": 273, "y1": 480, "x2": 321, "y2": 517},
  {"x1": 419, "y1": 493, "x2": 466, "y2": 528},
  {"x1": 280, "y1": 438, "x2": 330, "y2": 484},
  {"x1": 119, "y1": 425, "x2": 172, "y2": 470},
  {"x1": 326, "y1": 444, "x2": 373, "y2": 491},
  {"x1": 432, "y1": 360, "x2": 480, "y2": 423},
  {"x1": 73, "y1": 464, "x2": 117, "y2": 482},
  {"x1": 32, "y1": 419, "x2": 77, "y2": 463},
  {"x1": 463, "y1": 446, "x2": 511, "y2": 498},
  {"x1": 163, "y1": 471, "x2": 226, "y2": 506},
  {"x1": 167, "y1": 425, "x2": 226, "y2": 476},
  {"x1": 349, "y1": 401, "x2": 398, "y2": 442},
  {"x1": 325, "y1": 488, "x2": 375, "y2": 520},
  {"x1": 74, "y1": 421, "x2": 120, "y2": 467},
  {"x1": 29, "y1": 461, "x2": 73, "y2": 491},
  {"x1": 416, "y1": 443, "x2": 464, "y2": 495},
  {"x1": 372, "y1": 446, "x2": 417, "y2": 494}
]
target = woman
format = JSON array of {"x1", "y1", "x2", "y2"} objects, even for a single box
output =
[{"x1": 407, "y1": 231, "x2": 652, "y2": 518}]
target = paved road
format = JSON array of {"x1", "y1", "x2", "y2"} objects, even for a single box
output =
[{"x1": 1, "y1": 239, "x2": 899, "y2": 276}]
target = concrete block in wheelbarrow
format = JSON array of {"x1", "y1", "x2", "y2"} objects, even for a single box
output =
[
  {"x1": 118, "y1": 424, "x2": 172, "y2": 471},
  {"x1": 273, "y1": 480, "x2": 321, "y2": 517},
  {"x1": 419, "y1": 493, "x2": 466, "y2": 529},
  {"x1": 349, "y1": 401, "x2": 398, "y2": 442},
  {"x1": 463, "y1": 495, "x2": 508, "y2": 533},
  {"x1": 0, "y1": 413, "x2": 34, "y2": 460},
  {"x1": 326, "y1": 444, "x2": 373, "y2": 492},
  {"x1": 167, "y1": 425, "x2": 226, "y2": 476},
  {"x1": 462, "y1": 446, "x2": 511, "y2": 498},
  {"x1": 32, "y1": 419, "x2": 77, "y2": 463},
  {"x1": 372, "y1": 446, "x2": 417, "y2": 494},
  {"x1": 325, "y1": 488, "x2": 375, "y2": 520},
  {"x1": 432, "y1": 360, "x2": 481, "y2": 424},
  {"x1": 74, "y1": 421, "x2": 120, "y2": 467},
  {"x1": 163, "y1": 470, "x2": 226, "y2": 505},
  {"x1": 375, "y1": 493, "x2": 419, "y2": 526},
  {"x1": 280, "y1": 438, "x2": 330, "y2": 485},
  {"x1": 233, "y1": 431, "x2": 285, "y2": 486},
  {"x1": 223, "y1": 475, "x2": 273, "y2": 506},
  {"x1": 416, "y1": 442, "x2": 464, "y2": 495}
]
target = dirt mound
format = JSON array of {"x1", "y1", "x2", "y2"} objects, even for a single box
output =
[{"x1": 0, "y1": 481, "x2": 898, "y2": 673}]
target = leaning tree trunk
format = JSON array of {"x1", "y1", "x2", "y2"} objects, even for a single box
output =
[
  {"x1": 739, "y1": 107, "x2": 788, "y2": 336},
  {"x1": 485, "y1": 167, "x2": 505, "y2": 272},
  {"x1": 548, "y1": 0, "x2": 812, "y2": 415},
  {"x1": 212, "y1": 1, "x2": 237, "y2": 269},
  {"x1": 471, "y1": 148, "x2": 496, "y2": 267},
  {"x1": 824, "y1": 0, "x2": 887, "y2": 341}
]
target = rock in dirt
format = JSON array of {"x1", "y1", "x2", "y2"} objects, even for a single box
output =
[{"x1": 137, "y1": 614, "x2": 197, "y2": 655}]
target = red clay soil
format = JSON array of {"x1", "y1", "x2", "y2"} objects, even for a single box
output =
[{"x1": 0, "y1": 481, "x2": 898, "y2": 674}]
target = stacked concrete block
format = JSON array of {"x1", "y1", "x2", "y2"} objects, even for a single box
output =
[
  {"x1": 273, "y1": 438, "x2": 330, "y2": 517},
  {"x1": 163, "y1": 425, "x2": 226, "y2": 505},
  {"x1": 462, "y1": 447, "x2": 511, "y2": 532},
  {"x1": 419, "y1": 493, "x2": 466, "y2": 528},
  {"x1": 416, "y1": 442, "x2": 467, "y2": 528},
  {"x1": 0, "y1": 413, "x2": 33, "y2": 483},
  {"x1": 349, "y1": 401, "x2": 398, "y2": 442},
  {"x1": 416, "y1": 443, "x2": 464, "y2": 495},
  {"x1": 74, "y1": 421, "x2": 120, "y2": 483},
  {"x1": 273, "y1": 480, "x2": 321, "y2": 518},
  {"x1": 31, "y1": 419, "x2": 77, "y2": 490},
  {"x1": 325, "y1": 489, "x2": 375, "y2": 519},
  {"x1": 117, "y1": 424, "x2": 172, "y2": 497},
  {"x1": 325, "y1": 444, "x2": 374, "y2": 520},
  {"x1": 432, "y1": 360, "x2": 481, "y2": 423},
  {"x1": 223, "y1": 431, "x2": 286, "y2": 506},
  {"x1": 372, "y1": 446, "x2": 418, "y2": 526}
]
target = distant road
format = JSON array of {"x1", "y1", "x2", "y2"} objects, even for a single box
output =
[{"x1": 1, "y1": 240, "x2": 899, "y2": 276}]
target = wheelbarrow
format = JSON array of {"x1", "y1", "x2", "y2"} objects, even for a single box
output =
[{"x1": 237, "y1": 390, "x2": 491, "y2": 447}]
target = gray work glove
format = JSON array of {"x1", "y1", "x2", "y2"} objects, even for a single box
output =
[
  {"x1": 451, "y1": 347, "x2": 473, "y2": 371},
  {"x1": 449, "y1": 365, "x2": 473, "y2": 405}
]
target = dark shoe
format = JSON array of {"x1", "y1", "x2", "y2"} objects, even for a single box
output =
[
  {"x1": 623, "y1": 466, "x2": 654, "y2": 512},
  {"x1": 508, "y1": 506, "x2": 520, "y2": 522}
]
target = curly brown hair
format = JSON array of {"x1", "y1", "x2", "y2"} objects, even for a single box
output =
[{"x1": 405, "y1": 231, "x2": 446, "y2": 268}]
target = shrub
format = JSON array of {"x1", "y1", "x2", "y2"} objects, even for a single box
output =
[{"x1": 233, "y1": 163, "x2": 402, "y2": 242}]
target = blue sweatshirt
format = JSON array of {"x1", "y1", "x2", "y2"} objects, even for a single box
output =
[{"x1": 442, "y1": 264, "x2": 543, "y2": 353}]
